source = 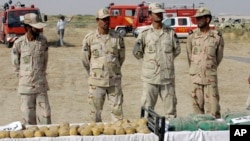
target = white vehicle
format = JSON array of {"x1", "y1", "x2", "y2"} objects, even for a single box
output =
[
  {"x1": 134, "y1": 16, "x2": 215, "y2": 38},
  {"x1": 162, "y1": 16, "x2": 198, "y2": 38}
]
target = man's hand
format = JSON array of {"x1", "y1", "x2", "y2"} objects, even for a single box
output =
[{"x1": 248, "y1": 75, "x2": 250, "y2": 84}]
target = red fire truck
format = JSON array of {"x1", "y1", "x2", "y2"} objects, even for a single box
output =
[
  {"x1": 132, "y1": 3, "x2": 199, "y2": 30},
  {"x1": 108, "y1": 2, "x2": 200, "y2": 37},
  {"x1": 132, "y1": 3, "x2": 209, "y2": 38},
  {"x1": 107, "y1": 2, "x2": 149, "y2": 37},
  {"x1": 0, "y1": 0, "x2": 46, "y2": 48}
]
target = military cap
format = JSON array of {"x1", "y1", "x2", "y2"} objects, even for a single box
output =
[
  {"x1": 194, "y1": 7, "x2": 211, "y2": 17},
  {"x1": 149, "y1": 3, "x2": 165, "y2": 13},
  {"x1": 96, "y1": 8, "x2": 110, "y2": 19},
  {"x1": 22, "y1": 13, "x2": 46, "y2": 29}
]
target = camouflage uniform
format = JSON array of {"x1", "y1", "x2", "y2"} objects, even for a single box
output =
[
  {"x1": 11, "y1": 35, "x2": 51, "y2": 125},
  {"x1": 186, "y1": 7, "x2": 224, "y2": 118},
  {"x1": 12, "y1": 13, "x2": 52, "y2": 125},
  {"x1": 82, "y1": 29, "x2": 125, "y2": 122},
  {"x1": 133, "y1": 24, "x2": 181, "y2": 118},
  {"x1": 186, "y1": 28, "x2": 224, "y2": 118}
]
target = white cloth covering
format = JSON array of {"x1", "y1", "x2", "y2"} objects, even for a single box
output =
[
  {"x1": 0, "y1": 133, "x2": 158, "y2": 141},
  {"x1": 165, "y1": 130, "x2": 229, "y2": 141}
]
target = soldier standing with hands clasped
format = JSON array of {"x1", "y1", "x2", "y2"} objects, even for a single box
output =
[
  {"x1": 186, "y1": 7, "x2": 224, "y2": 118},
  {"x1": 82, "y1": 8, "x2": 125, "y2": 122},
  {"x1": 11, "y1": 13, "x2": 51, "y2": 125},
  {"x1": 133, "y1": 3, "x2": 181, "y2": 119}
]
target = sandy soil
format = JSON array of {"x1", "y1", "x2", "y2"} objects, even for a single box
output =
[{"x1": 0, "y1": 24, "x2": 249, "y2": 125}]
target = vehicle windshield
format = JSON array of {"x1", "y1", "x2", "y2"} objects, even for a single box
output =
[
  {"x1": 134, "y1": 7, "x2": 149, "y2": 23},
  {"x1": 163, "y1": 18, "x2": 175, "y2": 26},
  {"x1": 7, "y1": 10, "x2": 42, "y2": 27}
]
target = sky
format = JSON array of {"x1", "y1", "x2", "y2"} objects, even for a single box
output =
[{"x1": 3, "y1": 0, "x2": 250, "y2": 16}]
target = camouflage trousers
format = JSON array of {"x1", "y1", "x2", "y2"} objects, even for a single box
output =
[
  {"x1": 190, "y1": 82, "x2": 221, "y2": 118},
  {"x1": 88, "y1": 84, "x2": 123, "y2": 122},
  {"x1": 142, "y1": 82, "x2": 177, "y2": 119},
  {"x1": 20, "y1": 92, "x2": 51, "y2": 125}
]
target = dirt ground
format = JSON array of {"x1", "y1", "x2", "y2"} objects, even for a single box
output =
[{"x1": 0, "y1": 23, "x2": 249, "y2": 125}]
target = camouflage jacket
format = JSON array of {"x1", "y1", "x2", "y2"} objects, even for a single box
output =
[
  {"x1": 82, "y1": 29, "x2": 125, "y2": 87},
  {"x1": 186, "y1": 28, "x2": 224, "y2": 84},
  {"x1": 11, "y1": 34, "x2": 49, "y2": 93},
  {"x1": 133, "y1": 24, "x2": 181, "y2": 84}
]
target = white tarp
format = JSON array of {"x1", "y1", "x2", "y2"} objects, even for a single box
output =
[{"x1": 165, "y1": 130, "x2": 229, "y2": 141}]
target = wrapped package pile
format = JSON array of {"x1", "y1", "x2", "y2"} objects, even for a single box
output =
[
  {"x1": 0, "y1": 118, "x2": 151, "y2": 139},
  {"x1": 168, "y1": 114, "x2": 229, "y2": 131},
  {"x1": 221, "y1": 111, "x2": 250, "y2": 125}
]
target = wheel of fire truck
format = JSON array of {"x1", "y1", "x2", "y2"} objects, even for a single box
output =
[
  {"x1": 4, "y1": 36, "x2": 12, "y2": 48},
  {"x1": 117, "y1": 28, "x2": 127, "y2": 37}
]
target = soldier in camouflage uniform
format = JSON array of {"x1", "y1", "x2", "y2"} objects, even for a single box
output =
[
  {"x1": 246, "y1": 75, "x2": 250, "y2": 110},
  {"x1": 186, "y1": 7, "x2": 224, "y2": 118},
  {"x1": 82, "y1": 8, "x2": 125, "y2": 122},
  {"x1": 11, "y1": 13, "x2": 51, "y2": 125},
  {"x1": 133, "y1": 3, "x2": 181, "y2": 119}
]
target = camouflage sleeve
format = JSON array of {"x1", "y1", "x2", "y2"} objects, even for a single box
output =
[
  {"x1": 118, "y1": 37, "x2": 125, "y2": 66},
  {"x1": 216, "y1": 32, "x2": 224, "y2": 66},
  {"x1": 133, "y1": 31, "x2": 144, "y2": 60},
  {"x1": 44, "y1": 40, "x2": 49, "y2": 72},
  {"x1": 172, "y1": 30, "x2": 181, "y2": 58},
  {"x1": 186, "y1": 32, "x2": 193, "y2": 67},
  {"x1": 82, "y1": 34, "x2": 91, "y2": 74},
  {"x1": 11, "y1": 41, "x2": 21, "y2": 76}
]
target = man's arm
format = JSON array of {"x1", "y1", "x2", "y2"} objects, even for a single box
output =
[
  {"x1": 133, "y1": 31, "x2": 145, "y2": 60},
  {"x1": 66, "y1": 16, "x2": 74, "y2": 22},
  {"x1": 216, "y1": 32, "x2": 224, "y2": 66},
  {"x1": 44, "y1": 39, "x2": 49, "y2": 72},
  {"x1": 118, "y1": 37, "x2": 125, "y2": 66},
  {"x1": 82, "y1": 35, "x2": 91, "y2": 74},
  {"x1": 172, "y1": 30, "x2": 181, "y2": 58},
  {"x1": 11, "y1": 41, "x2": 21, "y2": 76},
  {"x1": 186, "y1": 33, "x2": 193, "y2": 67}
]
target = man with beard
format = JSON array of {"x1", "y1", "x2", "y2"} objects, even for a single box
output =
[
  {"x1": 82, "y1": 8, "x2": 125, "y2": 122},
  {"x1": 186, "y1": 7, "x2": 224, "y2": 118},
  {"x1": 133, "y1": 3, "x2": 181, "y2": 119},
  {"x1": 11, "y1": 13, "x2": 51, "y2": 125}
]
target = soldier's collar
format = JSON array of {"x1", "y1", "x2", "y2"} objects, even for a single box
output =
[
  {"x1": 95, "y1": 29, "x2": 111, "y2": 37},
  {"x1": 149, "y1": 24, "x2": 164, "y2": 32},
  {"x1": 196, "y1": 28, "x2": 213, "y2": 36}
]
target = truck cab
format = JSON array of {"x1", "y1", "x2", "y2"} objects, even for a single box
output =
[
  {"x1": 0, "y1": 1, "x2": 46, "y2": 48},
  {"x1": 162, "y1": 17, "x2": 197, "y2": 38},
  {"x1": 107, "y1": 3, "x2": 135, "y2": 37},
  {"x1": 108, "y1": 3, "x2": 149, "y2": 37},
  {"x1": 132, "y1": 5, "x2": 151, "y2": 30}
]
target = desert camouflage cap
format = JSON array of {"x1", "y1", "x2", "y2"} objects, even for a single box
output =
[
  {"x1": 194, "y1": 7, "x2": 211, "y2": 17},
  {"x1": 149, "y1": 2, "x2": 165, "y2": 13},
  {"x1": 22, "y1": 13, "x2": 46, "y2": 29},
  {"x1": 96, "y1": 8, "x2": 110, "y2": 19}
]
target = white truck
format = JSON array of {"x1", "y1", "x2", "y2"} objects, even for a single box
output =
[
  {"x1": 162, "y1": 16, "x2": 198, "y2": 38},
  {"x1": 134, "y1": 16, "x2": 215, "y2": 38}
]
